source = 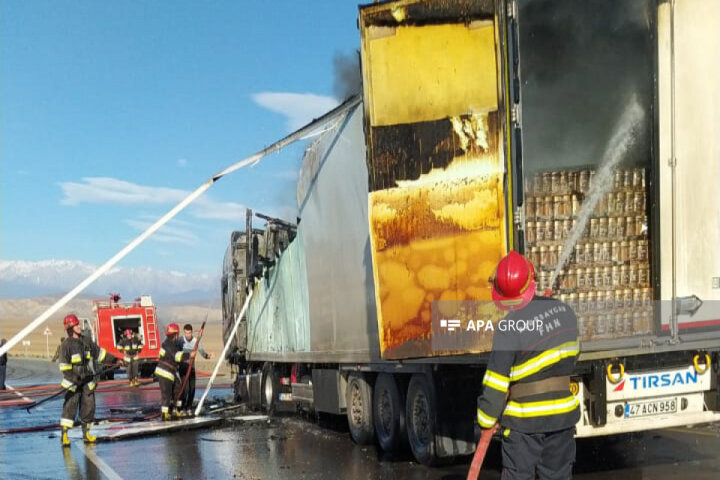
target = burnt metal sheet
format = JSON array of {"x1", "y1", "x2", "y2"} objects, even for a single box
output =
[
  {"x1": 247, "y1": 104, "x2": 380, "y2": 363},
  {"x1": 360, "y1": 0, "x2": 494, "y2": 27},
  {"x1": 245, "y1": 230, "x2": 311, "y2": 354}
]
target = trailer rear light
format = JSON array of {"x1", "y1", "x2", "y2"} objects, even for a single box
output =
[
  {"x1": 615, "y1": 405, "x2": 624, "y2": 417},
  {"x1": 279, "y1": 377, "x2": 291, "y2": 386}
]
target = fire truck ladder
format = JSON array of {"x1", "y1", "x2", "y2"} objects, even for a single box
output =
[{"x1": 144, "y1": 307, "x2": 158, "y2": 349}]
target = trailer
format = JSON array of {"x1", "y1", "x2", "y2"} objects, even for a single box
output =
[
  {"x1": 221, "y1": 0, "x2": 720, "y2": 465},
  {"x1": 90, "y1": 294, "x2": 162, "y2": 378}
]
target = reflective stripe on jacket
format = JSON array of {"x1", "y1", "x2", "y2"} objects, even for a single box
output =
[
  {"x1": 476, "y1": 297, "x2": 581, "y2": 433},
  {"x1": 154, "y1": 336, "x2": 189, "y2": 380},
  {"x1": 58, "y1": 336, "x2": 116, "y2": 387}
]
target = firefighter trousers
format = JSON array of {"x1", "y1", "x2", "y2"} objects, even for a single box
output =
[
  {"x1": 501, "y1": 427, "x2": 575, "y2": 480},
  {"x1": 126, "y1": 358, "x2": 139, "y2": 381},
  {"x1": 61, "y1": 384, "x2": 95, "y2": 427},
  {"x1": 159, "y1": 376, "x2": 182, "y2": 412}
]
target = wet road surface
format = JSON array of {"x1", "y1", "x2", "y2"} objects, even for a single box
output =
[{"x1": 1, "y1": 359, "x2": 720, "y2": 480}]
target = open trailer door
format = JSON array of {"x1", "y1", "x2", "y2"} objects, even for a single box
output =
[{"x1": 359, "y1": 0, "x2": 511, "y2": 360}]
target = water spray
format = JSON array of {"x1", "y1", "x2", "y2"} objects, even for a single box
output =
[{"x1": 548, "y1": 96, "x2": 645, "y2": 292}]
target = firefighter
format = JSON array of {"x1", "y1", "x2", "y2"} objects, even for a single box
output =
[
  {"x1": 118, "y1": 329, "x2": 143, "y2": 387},
  {"x1": 476, "y1": 251, "x2": 580, "y2": 480},
  {"x1": 58, "y1": 314, "x2": 120, "y2": 447},
  {"x1": 177, "y1": 323, "x2": 212, "y2": 414},
  {"x1": 155, "y1": 323, "x2": 195, "y2": 421}
]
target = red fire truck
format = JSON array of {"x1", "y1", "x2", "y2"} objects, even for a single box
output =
[{"x1": 89, "y1": 294, "x2": 162, "y2": 379}]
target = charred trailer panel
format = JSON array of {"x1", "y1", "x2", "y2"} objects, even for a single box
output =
[{"x1": 361, "y1": 0, "x2": 509, "y2": 360}]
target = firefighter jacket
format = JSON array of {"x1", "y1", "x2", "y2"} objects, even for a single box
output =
[
  {"x1": 477, "y1": 296, "x2": 580, "y2": 433},
  {"x1": 58, "y1": 336, "x2": 115, "y2": 392},
  {"x1": 118, "y1": 335, "x2": 143, "y2": 361},
  {"x1": 154, "y1": 336, "x2": 190, "y2": 382}
]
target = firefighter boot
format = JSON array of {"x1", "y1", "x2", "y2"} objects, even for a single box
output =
[
  {"x1": 82, "y1": 424, "x2": 96, "y2": 444},
  {"x1": 162, "y1": 408, "x2": 171, "y2": 421},
  {"x1": 61, "y1": 427, "x2": 71, "y2": 447}
]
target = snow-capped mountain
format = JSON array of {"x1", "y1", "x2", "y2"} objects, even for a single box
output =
[{"x1": 0, "y1": 259, "x2": 219, "y2": 302}]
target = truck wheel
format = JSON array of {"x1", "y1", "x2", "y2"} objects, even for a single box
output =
[
  {"x1": 406, "y1": 373, "x2": 438, "y2": 465},
  {"x1": 346, "y1": 372, "x2": 375, "y2": 445},
  {"x1": 262, "y1": 362, "x2": 279, "y2": 414},
  {"x1": 373, "y1": 373, "x2": 406, "y2": 452}
]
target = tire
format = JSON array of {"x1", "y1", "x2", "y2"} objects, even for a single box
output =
[
  {"x1": 261, "y1": 362, "x2": 278, "y2": 414},
  {"x1": 373, "y1": 373, "x2": 407, "y2": 452},
  {"x1": 405, "y1": 373, "x2": 438, "y2": 466},
  {"x1": 346, "y1": 372, "x2": 375, "y2": 445},
  {"x1": 234, "y1": 371, "x2": 249, "y2": 403}
]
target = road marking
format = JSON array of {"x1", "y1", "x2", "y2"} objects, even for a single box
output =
[
  {"x1": 5, "y1": 383, "x2": 38, "y2": 408},
  {"x1": 75, "y1": 441, "x2": 125, "y2": 480}
]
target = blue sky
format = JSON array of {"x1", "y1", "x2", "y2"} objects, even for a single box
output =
[{"x1": 0, "y1": 1, "x2": 361, "y2": 276}]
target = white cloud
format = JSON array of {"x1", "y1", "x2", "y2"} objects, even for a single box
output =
[
  {"x1": 60, "y1": 177, "x2": 185, "y2": 206},
  {"x1": 252, "y1": 92, "x2": 339, "y2": 132},
  {"x1": 124, "y1": 219, "x2": 199, "y2": 246},
  {"x1": 59, "y1": 177, "x2": 247, "y2": 222},
  {"x1": 177, "y1": 158, "x2": 188, "y2": 168},
  {"x1": 193, "y1": 197, "x2": 246, "y2": 221}
]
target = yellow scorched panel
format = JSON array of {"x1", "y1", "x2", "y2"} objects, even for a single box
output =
[
  {"x1": 369, "y1": 149, "x2": 507, "y2": 359},
  {"x1": 365, "y1": 22, "x2": 497, "y2": 126}
]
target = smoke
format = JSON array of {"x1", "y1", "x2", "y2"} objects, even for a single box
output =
[
  {"x1": 518, "y1": 0, "x2": 653, "y2": 172},
  {"x1": 332, "y1": 51, "x2": 362, "y2": 101}
]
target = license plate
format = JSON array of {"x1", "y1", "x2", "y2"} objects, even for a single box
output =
[{"x1": 624, "y1": 397, "x2": 677, "y2": 418}]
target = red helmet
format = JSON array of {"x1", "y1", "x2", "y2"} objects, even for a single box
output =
[
  {"x1": 491, "y1": 251, "x2": 536, "y2": 311},
  {"x1": 124, "y1": 329, "x2": 133, "y2": 337},
  {"x1": 165, "y1": 323, "x2": 180, "y2": 335},
  {"x1": 63, "y1": 314, "x2": 80, "y2": 328}
]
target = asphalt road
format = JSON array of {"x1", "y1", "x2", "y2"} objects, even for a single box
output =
[{"x1": 1, "y1": 359, "x2": 719, "y2": 480}]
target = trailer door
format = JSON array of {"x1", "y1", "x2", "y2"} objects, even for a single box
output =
[
  {"x1": 359, "y1": 0, "x2": 510, "y2": 359},
  {"x1": 658, "y1": 0, "x2": 720, "y2": 337}
]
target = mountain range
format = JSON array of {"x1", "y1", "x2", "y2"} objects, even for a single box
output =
[{"x1": 0, "y1": 259, "x2": 220, "y2": 303}]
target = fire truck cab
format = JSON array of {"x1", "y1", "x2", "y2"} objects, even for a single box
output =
[{"x1": 90, "y1": 294, "x2": 162, "y2": 378}]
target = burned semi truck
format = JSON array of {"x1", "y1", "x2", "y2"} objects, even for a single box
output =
[{"x1": 221, "y1": 0, "x2": 720, "y2": 465}]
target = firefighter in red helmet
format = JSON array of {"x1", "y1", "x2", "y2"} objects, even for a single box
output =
[
  {"x1": 58, "y1": 314, "x2": 120, "y2": 447},
  {"x1": 154, "y1": 322, "x2": 195, "y2": 420},
  {"x1": 477, "y1": 251, "x2": 579, "y2": 480},
  {"x1": 118, "y1": 328, "x2": 143, "y2": 387}
]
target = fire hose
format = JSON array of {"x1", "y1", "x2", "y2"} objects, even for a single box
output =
[
  {"x1": 23, "y1": 363, "x2": 121, "y2": 413},
  {"x1": 466, "y1": 424, "x2": 499, "y2": 480}
]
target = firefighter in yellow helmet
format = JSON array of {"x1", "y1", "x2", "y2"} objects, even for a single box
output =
[
  {"x1": 476, "y1": 251, "x2": 580, "y2": 479},
  {"x1": 154, "y1": 323, "x2": 195, "y2": 421},
  {"x1": 58, "y1": 314, "x2": 120, "y2": 447}
]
